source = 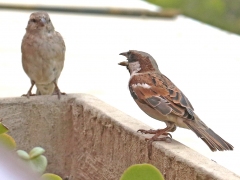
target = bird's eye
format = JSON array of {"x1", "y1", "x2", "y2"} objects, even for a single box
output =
[
  {"x1": 31, "y1": 18, "x2": 36, "y2": 23},
  {"x1": 49, "y1": 19, "x2": 51, "y2": 22},
  {"x1": 128, "y1": 51, "x2": 132, "y2": 57}
]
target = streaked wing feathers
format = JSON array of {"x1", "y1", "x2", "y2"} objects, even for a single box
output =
[
  {"x1": 146, "y1": 96, "x2": 172, "y2": 115},
  {"x1": 130, "y1": 73, "x2": 195, "y2": 120},
  {"x1": 163, "y1": 75, "x2": 194, "y2": 110}
]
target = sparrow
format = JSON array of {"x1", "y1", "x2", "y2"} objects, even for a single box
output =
[
  {"x1": 119, "y1": 50, "x2": 233, "y2": 158},
  {"x1": 21, "y1": 11, "x2": 65, "y2": 99}
]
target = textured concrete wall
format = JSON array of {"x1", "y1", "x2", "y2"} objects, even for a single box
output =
[{"x1": 0, "y1": 94, "x2": 239, "y2": 180}]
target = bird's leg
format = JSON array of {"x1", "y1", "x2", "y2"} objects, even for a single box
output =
[
  {"x1": 22, "y1": 80, "x2": 36, "y2": 98},
  {"x1": 53, "y1": 81, "x2": 66, "y2": 99},
  {"x1": 138, "y1": 123, "x2": 175, "y2": 159}
]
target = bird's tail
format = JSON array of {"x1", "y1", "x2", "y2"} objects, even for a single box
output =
[
  {"x1": 36, "y1": 83, "x2": 55, "y2": 95},
  {"x1": 183, "y1": 116, "x2": 233, "y2": 151}
]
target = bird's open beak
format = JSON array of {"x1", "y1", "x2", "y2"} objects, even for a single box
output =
[
  {"x1": 119, "y1": 52, "x2": 128, "y2": 57},
  {"x1": 119, "y1": 52, "x2": 129, "y2": 66},
  {"x1": 118, "y1": 61, "x2": 128, "y2": 66}
]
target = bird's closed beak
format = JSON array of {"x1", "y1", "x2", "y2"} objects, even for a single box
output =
[
  {"x1": 39, "y1": 17, "x2": 47, "y2": 26},
  {"x1": 118, "y1": 61, "x2": 128, "y2": 66},
  {"x1": 119, "y1": 52, "x2": 128, "y2": 57}
]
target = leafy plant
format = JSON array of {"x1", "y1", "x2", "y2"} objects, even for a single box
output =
[
  {"x1": 145, "y1": 0, "x2": 240, "y2": 35},
  {"x1": 0, "y1": 121, "x2": 62, "y2": 180},
  {"x1": 120, "y1": 163, "x2": 165, "y2": 180},
  {"x1": 17, "y1": 147, "x2": 48, "y2": 174},
  {"x1": 41, "y1": 173, "x2": 63, "y2": 180},
  {"x1": 0, "y1": 121, "x2": 16, "y2": 150},
  {"x1": 16, "y1": 146, "x2": 62, "y2": 180}
]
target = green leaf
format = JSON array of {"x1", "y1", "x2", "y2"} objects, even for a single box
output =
[
  {"x1": 41, "y1": 173, "x2": 62, "y2": 180},
  {"x1": 17, "y1": 150, "x2": 30, "y2": 160},
  {"x1": 17, "y1": 148, "x2": 47, "y2": 174},
  {"x1": 29, "y1": 155, "x2": 48, "y2": 174},
  {"x1": 146, "y1": 0, "x2": 185, "y2": 8},
  {"x1": 29, "y1": 147, "x2": 45, "y2": 159},
  {"x1": 120, "y1": 164, "x2": 164, "y2": 180},
  {"x1": 0, "y1": 133, "x2": 16, "y2": 150},
  {"x1": 0, "y1": 122, "x2": 9, "y2": 134}
]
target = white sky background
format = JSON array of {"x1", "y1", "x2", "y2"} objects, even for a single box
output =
[{"x1": 0, "y1": 0, "x2": 240, "y2": 176}]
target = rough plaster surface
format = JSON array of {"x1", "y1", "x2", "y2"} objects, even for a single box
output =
[{"x1": 0, "y1": 94, "x2": 239, "y2": 180}]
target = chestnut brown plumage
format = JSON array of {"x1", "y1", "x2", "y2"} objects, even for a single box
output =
[
  {"x1": 21, "y1": 12, "x2": 65, "y2": 99},
  {"x1": 119, "y1": 50, "x2": 233, "y2": 158}
]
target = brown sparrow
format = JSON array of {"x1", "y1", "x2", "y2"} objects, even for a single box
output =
[
  {"x1": 21, "y1": 12, "x2": 65, "y2": 99},
  {"x1": 119, "y1": 50, "x2": 233, "y2": 158}
]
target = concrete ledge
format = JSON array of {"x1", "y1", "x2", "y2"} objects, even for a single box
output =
[{"x1": 0, "y1": 94, "x2": 239, "y2": 180}]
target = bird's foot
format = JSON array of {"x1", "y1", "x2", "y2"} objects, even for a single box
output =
[
  {"x1": 146, "y1": 136, "x2": 172, "y2": 159},
  {"x1": 145, "y1": 135, "x2": 172, "y2": 143},
  {"x1": 53, "y1": 82, "x2": 66, "y2": 99},
  {"x1": 137, "y1": 129, "x2": 172, "y2": 138},
  {"x1": 137, "y1": 129, "x2": 158, "y2": 134},
  {"x1": 22, "y1": 92, "x2": 36, "y2": 98},
  {"x1": 52, "y1": 91, "x2": 66, "y2": 100},
  {"x1": 138, "y1": 128, "x2": 173, "y2": 159},
  {"x1": 22, "y1": 81, "x2": 36, "y2": 98}
]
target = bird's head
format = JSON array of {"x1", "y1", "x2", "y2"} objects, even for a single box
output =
[
  {"x1": 26, "y1": 12, "x2": 54, "y2": 33},
  {"x1": 119, "y1": 50, "x2": 159, "y2": 74}
]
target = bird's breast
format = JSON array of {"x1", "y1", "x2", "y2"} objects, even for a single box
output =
[{"x1": 21, "y1": 33, "x2": 64, "y2": 84}]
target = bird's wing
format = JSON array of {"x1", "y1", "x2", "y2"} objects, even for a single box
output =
[
  {"x1": 129, "y1": 72, "x2": 195, "y2": 120},
  {"x1": 55, "y1": 31, "x2": 66, "y2": 53}
]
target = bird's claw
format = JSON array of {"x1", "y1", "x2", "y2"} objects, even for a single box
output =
[
  {"x1": 138, "y1": 128, "x2": 173, "y2": 159},
  {"x1": 52, "y1": 82, "x2": 66, "y2": 99},
  {"x1": 144, "y1": 135, "x2": 172, "y2": 142},
  {"x1": 137, "y1": 129, "x2": 158, "y2": 134},
  {"x1": 146, "y1": 136, "x2": 172, "y2": 159},
  {"x1": 164, "y1": 132, "x2": 172, "y2": 139},
  {"x1": 137, "y1": 129, "x2": 172, "y2": 139},
  {"x1": 22, "y1": 92, "x2": 36, "y2": 98},
  {"x1": 52, "y1": 91, "x2": 66, "y2": 99}
]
